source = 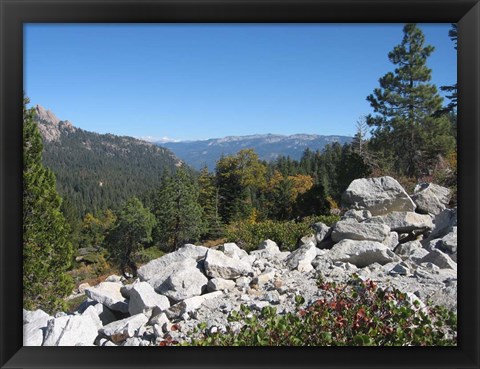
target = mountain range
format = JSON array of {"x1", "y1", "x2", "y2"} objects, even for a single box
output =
[{"x1": 158, "y1": 133, "x2": 352, "y2": 170}]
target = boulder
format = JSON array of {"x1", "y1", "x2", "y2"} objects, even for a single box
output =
[
  {"x1": 85, "y1": 282, "x2": 128, "y2": 313},
  {"x1": 420, "y1": 249, "x2": 457, "y2": 270},
  {"x1": 365, "y1": 212, "x2": 433, "y2": 233},
  {"x1": 430, "y1": 227, "x2": 457, "y2": 254},
  {"x1": 411, "y1": 183, "x2": 450, "y2": 215},
  {"x1": 207, "y1": 278, "x2": 236, "y2": 292},
  {"x1": 138, "y1": 244, "x2": 208, "y2": 281},
  {"x1": 285, "y1": 242, "x2": 317, "y2": 272},
  {"x1": 341, "y1": 176, "x2": 416, "y2": 216},
  {"x1": 157, "y1": 264, "x2": 208, "y2": 303},
  {"x1": 394, "y1": 240, "x2": 422, "y2": 257},
  {"x1": 23, "y1": 309, "x2": 50, "y2": 325},
  {"x1": 128, "y1": 281, "x2": 170, "y2": 316},
  {"x1": 23, "y1": 310, "x2": 52, "y2": 346},
  {"x1": 326, "y1": 239, "x2": 400, "y2": 268},
  {"x1": 331, "y1": 218, "x2": 390, "y2": 243},
  {"x1": 165, "y1": 291, "x2": 223, "y2": 319},
  {"x1": 204, "y1": 249, "x2": 252, "y2": 279},
  {"x1": 99, "y1": 313, "x2": 149, "y2": 344},
  {"x1": 145, "y1": 258, "x2": 206, "y2": 294},
  {"x1": 257, "y1": 239, "x2": 280, "y2": 254},
  {"x1": 425, "y1": 208, "x2": 457, "y2": 242},
  {"x1": 220, "y1": 242, "x2": 249, "y2": 260},
  {"x1": 42, "y1": 312, "x2": 101, "y2": 346}
]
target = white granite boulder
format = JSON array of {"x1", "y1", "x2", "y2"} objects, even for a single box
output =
[
  {"x1": 342, "y1": 176, "x2": 416, "y2": 216},
  {"x1": 285, "y1": 242, "x2": 317, "y2": 272},
  {"x1": 85, "y1": 282, "x2": 128, "y2": 313},
  {"x1": 128, "y1": 281, "x2": 170, "y2": 316},
  {"x1": 99, "y1": 313, "x2": 149, "y2": 344},
  {"x1": 331, "y1": 218, "x2": 391, "y2": 243},
  {"x1": 326, "y1": 239, "x2": 400, "y2": 268},
  {"x1": 204, "y1": 249, "x2": 252, "y2": 279}
]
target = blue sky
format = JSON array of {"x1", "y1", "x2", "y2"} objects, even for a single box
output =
[{"x1": 24, "y1": 24, "x2": 456, "y2": 141}]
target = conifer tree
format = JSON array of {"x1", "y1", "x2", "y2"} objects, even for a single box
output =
[
  {"x1": 23, "y1": 97, "x2": 74, "y2": 313},
  {"x1": 366, "y1": 23, "x2": 455, "y2": 178},
  {"x1": 105, "y1": 197, "x2": 155, "y2": 277},
  {"x1": 197, "y1": 166, "x2": 223, "y2": 238},
  {"x1": 152, "y1": 165, "x2": 206, "y2": 251}
]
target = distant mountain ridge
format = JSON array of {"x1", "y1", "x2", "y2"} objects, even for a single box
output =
[
  {"x1": 34, "y1": 105, "x2": 182, "y2": 216},
  {"x1": 158, "y1": 133, "x2": 352, "y2": 170}
]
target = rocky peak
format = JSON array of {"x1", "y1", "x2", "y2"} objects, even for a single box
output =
[{"x1": 34, "y1": 104, "x2": 77, "y2": 142}]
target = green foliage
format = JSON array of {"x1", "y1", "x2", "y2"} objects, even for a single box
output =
[
  {"x1": 23, "y1": 97, "x2": 74, "y2": 313},
  {"x1": 78, "y1": 209, "x2": 117, "y2": 249},
  {"x1": 225, "y1": 215, "x2": 339, "y2": 252},
  {"x1": 105, "y1": 197, "x2": 156, "y2": 277},
  {"x1": 216, "y1": 149, "x2": 267, "y2": 223},
  {"x1": 183, "y1": 276, "x2": 456, "y2": 346},
  {"x1": 197, "y1": 166, "x2": 224, "y2": 239},
  {"x1": 133, "y1": 246, "x2": 165, "y2": 265},
  {"x1": 366, "y1": 23, "x2": 456, "y2": 178},
  {"x1": 152, "y1": 165, "x2": 207, "y2": 251}
]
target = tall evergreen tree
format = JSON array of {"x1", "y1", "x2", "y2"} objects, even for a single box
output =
[
  {"x1": 366, "y1": 23, "x2": 455, "y2": 178},
  {"x1": 152, "y1": 165, "x2": 206, "y2": 251},
  {"x1": 197, "y1": 166, "x2": 223, "y2": 238},
  {"x1": 105, "y1": 197, "x2": 155, "y2": 277},
  {"x1": 23, "y1": 97, "x2": 74, "y2": 313}
]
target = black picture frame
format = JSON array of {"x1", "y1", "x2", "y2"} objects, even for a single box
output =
[{"x1": 1, "y1": 0, "x2": 479, "y2": 368}]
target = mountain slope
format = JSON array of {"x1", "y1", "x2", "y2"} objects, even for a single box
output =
[
  {"x1": 159, "y1": 133, "x2": 352, "y2": 170},
  {"x1": 34, "y1": 105, "x2": 182, "y2": 217}
]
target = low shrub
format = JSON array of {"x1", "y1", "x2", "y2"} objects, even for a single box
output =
[
  {"x1": 224, "y1": 215, "x2": 339, "y2": 252},
  {"x1": 183, "y1": 275, "x2": 456, "y2": 346}
]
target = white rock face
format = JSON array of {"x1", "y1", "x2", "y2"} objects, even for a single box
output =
[
  {"x1": 331, "y1": 219, "x2": 390, "y2": 243},
  {"x1": 420, "y1": 249, "x2": 457, "y2": 270},
  {"x1": 138, "y1": 244, "x2": 208, "y2": 281},
  {"x1": 426, "y1": 208, "x2": 457, "y2": 241},
  {"x1": 311, "y1": 222, "x2": 333, "y2": 248},
  {"x1": 204, "y1": 249, "x2": 253, "y2": 279},
  {"x1": 146, "y1": 258, "x2": 205, "y2": 294},
  {"x1": 166, "y1": 291, "x2": 223, "y2": 319},
  {"x1": 326, "y1": 239, "x2": 400, "y2": 267},
  {"x1": 85, "y1": 282, "x2": 128, "y2": 313},
  {"x1": 221, "y1": 242, "x2": 249, "y2": 260},
  {"x1": 23, "y1": 310, "x2": 52, "y2": 346},
  {"x1": 157, "y1": 264, "x2": 208, "y2": 303},
  {"x1": 285, "y1": 242, "x2": 317, "y2": 272},
  {"x1": 257, "y1": 239, "x2": 280, "y2": 254},
  {"x1": 42, "y1": 312, "x2": 101, "y2": 346},
  {"x1": 365, "y1": 212, "x2": 433, "y2": 232},
  {"x1": 342, "y1": 176, "x2": 416, "y2": 216},
  {"x1": 411, "y1": 183, "x2": 450, "y2": 215},
  {"x1": 128, "y1": 282, "x2": 170, "y2": 316},
  {"x1": 99, "y1": 314, "x2": 149, "y2": 344}
]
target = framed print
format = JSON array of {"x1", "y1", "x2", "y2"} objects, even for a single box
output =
[{"x1": 1, "y1": 0, "x2": 479, "y2": 368}]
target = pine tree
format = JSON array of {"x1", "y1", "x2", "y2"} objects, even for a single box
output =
[
  {"x1": 152, "y1": 165, "x2": 206, "y2": 251},
  {"x1": 23, "y1": 97, "x2": 74, "y2": 313},
  {"x1": 105, "y1": 197, "x2": 156, "y2": 277},
  {"x1": 197, "y1": 166, "x2": 224, "y2": 238},
  {"x1": 366, "y1": 23, "x2": 455, "y2": 178}
]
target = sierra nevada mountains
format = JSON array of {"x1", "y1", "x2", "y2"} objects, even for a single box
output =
[{"x1": 158, "y1": 133, "x2": 352, "y2": 170}]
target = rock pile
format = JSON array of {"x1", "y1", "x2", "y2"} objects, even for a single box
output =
[{"x1": 23, "y1": 176, "x2": 457, "y2": 346}]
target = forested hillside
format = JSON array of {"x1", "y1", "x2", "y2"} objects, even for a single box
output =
[{"x1": 34, "y1": 105, "x2": 182, "y2": 219}]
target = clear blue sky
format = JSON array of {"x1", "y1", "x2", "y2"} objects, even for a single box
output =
[{"x1": 24, "y1": 23, "x2": 456, "y2": 141}]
